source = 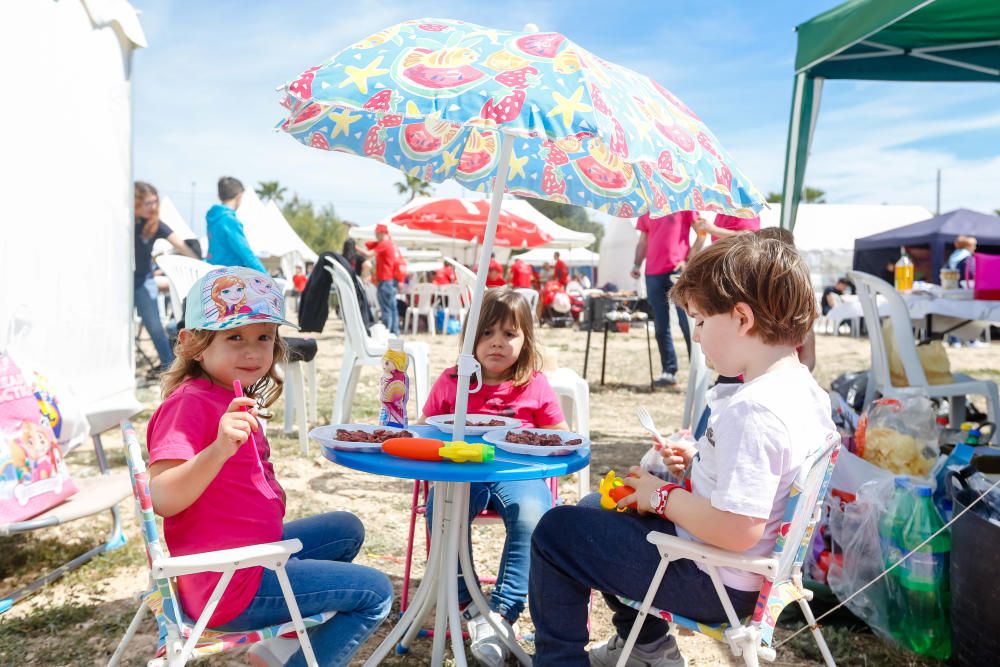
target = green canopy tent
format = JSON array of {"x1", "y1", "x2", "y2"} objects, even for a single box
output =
[{"x1": 780, "y1": 0, "x2": 1000, "y2": 230}]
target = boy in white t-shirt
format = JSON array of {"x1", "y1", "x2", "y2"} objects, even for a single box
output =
[{"x1": 529, "y1": 232, "x2": 837, "y2": 667}]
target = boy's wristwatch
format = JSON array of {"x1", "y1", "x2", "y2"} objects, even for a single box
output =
[{"x1": 650, "y1": 483, "x2": 683, "y2": 517}]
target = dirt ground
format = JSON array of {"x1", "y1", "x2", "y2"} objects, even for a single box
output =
[{"x1": 3, "y1": 314, "x2": 982, "y2": 666}]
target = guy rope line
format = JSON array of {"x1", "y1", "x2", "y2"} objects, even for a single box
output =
[{"x1": 773, "y1": 475, "x2": 1000, "y2": 650}]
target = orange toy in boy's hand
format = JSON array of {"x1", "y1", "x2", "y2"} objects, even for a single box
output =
[{"x1": 599, "y1": 470, "x2": 637, "y2": 511}]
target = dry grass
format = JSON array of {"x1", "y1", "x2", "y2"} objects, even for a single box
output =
[{"x1": 1, "y1": 316, "x2": 974, "y2": 665}]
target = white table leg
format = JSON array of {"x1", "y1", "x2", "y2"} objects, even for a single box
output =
[
  {"x1": 362, "y1": 479, "x2": 450, "y2": 666},
  {"x1": 458, "y1": 490, "x2": 531, "y2": 666}
]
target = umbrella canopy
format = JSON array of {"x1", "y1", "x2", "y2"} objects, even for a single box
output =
[
  {"x1": 278, "y1": 18, "x2": 764, "y2": 218},
  {"x1": 781, "y1": 0, "x2": 1000, "y2": 230},
  {"x1": 391, "y1": 197, "x2": 552, "y2": 247},
  {"x1": 277, "y1": 18, "x2": 764, "y2": 665}
]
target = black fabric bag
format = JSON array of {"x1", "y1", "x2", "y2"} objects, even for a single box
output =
[
  {"x1": 297, "y1": 252, "x2": 375, "y2": 334},
  {"x1": 830, "y1": 370, "x2": 868, "y2": 413}
]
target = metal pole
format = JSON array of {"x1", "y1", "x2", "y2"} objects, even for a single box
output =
[{"x1": 935, "y1": 168, "x2": 941, "y2": 215}]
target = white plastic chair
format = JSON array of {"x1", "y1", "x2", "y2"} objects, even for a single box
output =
[
  {"x1": 326, "y1": 263, "x2": 430, "y2": 423},
  {"x1": 848, "y1": 270, "x2": 999, "y2": 440},
  {"x1": 282, "y1": 338, "x2": 319, "y2": 455},
  {"x1": 514, "y1": 287, "x2": 540, "y2": 322},
  {"x1": 443, "y1": 256, "x2": 476, "y2": 302},
  {"x1": 110, "y1": 422, "x2": 331, "y2": 667},
  {"x1": 403, "y1": 283, "x2": 439, "y2": 336},
  {"x1": 616, "y1": 434, "x2": 842, "y2": 667},
  {"x1": 154, "y1": 255, "x2": 216, "y2": 318},
  {"x1": 681, "y1": 314, "x2": 711, "y2": 432},
  {"x1": 440, "y1": 283, "x2": 468, "y2": 329},
  {"x1": 544, "y1": 367, "x2": 591, "y2": 495}
]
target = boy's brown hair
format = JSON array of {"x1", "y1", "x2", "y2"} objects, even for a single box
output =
[
  {"x1": 670, "y1": 232, "x2": 816, "y2": 345},
  {"x1": 461, "y1": 287, "x2": 540, "y2": 386}
]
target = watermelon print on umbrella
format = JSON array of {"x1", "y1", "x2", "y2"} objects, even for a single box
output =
[{"x1": 277, "y1": 18, "x2": 765, "y2": 218}]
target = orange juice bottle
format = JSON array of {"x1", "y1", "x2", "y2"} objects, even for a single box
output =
[{"x1": 894, "y1": 247, "x2": 914, "y2": 291}]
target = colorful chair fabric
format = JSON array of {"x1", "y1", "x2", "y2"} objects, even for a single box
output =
[
  {"x1": 615, "y1": 433, "x2": 841, "y2": 667},
  {"x1": 109, "y1": 422, "x2": 333, "y2": 667}
]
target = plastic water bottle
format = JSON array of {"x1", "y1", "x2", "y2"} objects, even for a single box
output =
[
  {"x1": 898, "y1": 484, "x2": 952, "y2": 660},
  {"x1": 933, "y1": 426, "x2": 979, "y2": 519},
  {"x1": 378, "y1": 338, "x2": 409, "y2": 427},
  {"x1": 878, "y1": 476, "x2": 912, "y2": 640}
]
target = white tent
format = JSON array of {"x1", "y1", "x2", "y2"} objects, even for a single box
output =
[
  {"x1": 758, "y1": 204, "x2": 933, "y2": 288},
  {"x1": 0, "y1": 0, "x2": 146, "y2": 425},
  {"x1": 153, "y1": 194, "x2": 203, "y2": 257},
  {"x1": 598, "y1": 219, "x2": 644, "y2": 294},
  {"x1": 517, "y1": 247, "x2": 599, "y2": 267},
  {"x1": 236, "y1": 188, "x2": 318, "y2": 279}
]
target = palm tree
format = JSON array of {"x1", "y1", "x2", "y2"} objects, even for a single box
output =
[
  {"x1": 803, "y1": 187, "x2": 826, "y2": 204},
  {"x1": 256, "y1": 180, "x2": 287, "y2": 204},
  {"x1": 394, "y1": 174, "x2": 432, "y2": 202}
]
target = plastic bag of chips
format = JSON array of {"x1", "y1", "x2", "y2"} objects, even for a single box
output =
[{"x1": 856, "y1": 395, "x2": 938, "y2": 476}]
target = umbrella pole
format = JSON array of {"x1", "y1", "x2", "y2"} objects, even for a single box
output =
[{"x1": 447, "y1": 129, "x2": 515, "y2": 659}]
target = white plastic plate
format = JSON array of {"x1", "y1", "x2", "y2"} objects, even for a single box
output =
[
  {"x1": 482, "y1": 428, "x2": 590, "y2": 457},
  {"x1": 309, "y1": 424, "x2": 414, "y2": 453},
  {"x1": 425, "y1": 413, "x2": 521, "y2": 436}
]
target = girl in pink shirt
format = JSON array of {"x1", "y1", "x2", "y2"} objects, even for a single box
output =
[
  {"x1": 422, "y1": 286, "x2": 568, "y2": 666},
  {"x1": 146, "y1": 266, "x2": 391, "y2": 667}
]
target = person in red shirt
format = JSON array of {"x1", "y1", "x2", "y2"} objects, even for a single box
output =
[
  {"x1": 432, "y1": 263, "x2": 456, "y2": 286},
  {"x1": 485, "y1": 253, "x2": 506, "y2": 288},
  {"x1": 365, "y1": 223, "x2": 400, "y2": 333},
  {"x1": 291, "y1": 265, "x2": 308, "y2": 293},
  {"x1": 553, "y1": 251, "x2": 569, "y2": 286},
  {"x1": 509, "y1": 257, "x2": 534, "y2": 289}
]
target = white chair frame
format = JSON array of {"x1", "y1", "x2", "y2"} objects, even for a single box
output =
[
  {"x1": 153, "y1": 255, "x2": 215, "y2": 320},
  {"x1": 848, "y1": 270, "x2": 999, "y2": 440},
  {"x1": 404, "y1": 283, "x2": 440, "y2": 336},
  {"x1": 326, "y1": 263, "x2": 430, "y2": 423},
  {"x1": 544, "y1": 366, "x2": 591, "y2": 495}
]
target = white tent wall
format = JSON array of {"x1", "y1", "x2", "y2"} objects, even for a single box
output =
[
  {"x1": 237, "y1": 189, "x2": 318, "y2": 279},
  {"x1": 757, "y1": 204, "x2": 932, "y2": 289},
  {"x1": 598, "y1": 220, "x2": 644, "y2": 295},
  {"x1": 0, "y1": 0, "x2": 146, "y2": 417}
]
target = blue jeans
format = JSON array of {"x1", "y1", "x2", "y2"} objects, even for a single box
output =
[
  {"x1": 135, "y1": 279, "x2": 174, "y2": 366},
  {"x1": 426, "y1": 479, "x2": 552, "y2": 623},
  {"x1": 645, "y1": 272, "x2": 691, "y2": 375},
  {"x1": 216, "y1": 512, "x2": 393, "y2": 667},
  {"x1": 377, "y1": 279, "x2": 399, "y2": 334},
  {"x1": 529, "y1": 494, "x2": 759, "y2": 666}
]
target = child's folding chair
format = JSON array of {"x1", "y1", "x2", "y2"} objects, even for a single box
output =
[
  {"x1": 109, "y1": 422, "x2": 335, "y2": 667},
  {"x1": 615, "y1": 433, "x2": 841, "y2": 667}
]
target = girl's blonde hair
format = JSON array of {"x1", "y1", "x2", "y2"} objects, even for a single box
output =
[
  {"x1": 160, "y1": 329, "x2": 287, "y2": 407},
  {"x1": 211, "y1": 276, "x2": 248, "y2": 318},
  {"x1": 462, "y1": 287, "x2": 540, "y2": 386}
]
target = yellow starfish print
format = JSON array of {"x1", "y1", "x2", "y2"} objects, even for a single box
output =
[
  {"x1": 466, "y1": 28, "x2": 500, "y2": 44},
  {"x1": 547, "y1": 86, "x2": 592, "y2": 130},
  {"x1": 327, "y1": 108, "x2": 362, "y2": 138},
  {"x1": 339, "y1": 56, "x2": 388, "y2": 94},
  {"x1": 437, "y1": 147, "x2": 460, "y2": 174},
  {"x1": 507, "y1": 150, "x2": 529, "y2": 180},
  {"x1": 624, "y1": 108, "x2": 652, "y2": 144}
]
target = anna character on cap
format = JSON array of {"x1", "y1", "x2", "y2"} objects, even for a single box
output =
[
  {"x1": 148, "y1": 266, "x2": 392, "y2": 666},
  {"x1": 210, "y1": 275, "x2": 253, "y2": 320}
]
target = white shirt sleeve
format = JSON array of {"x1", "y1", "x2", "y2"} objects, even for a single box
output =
[{"x1": 706, "y1": 400, "x2": 790, "y2": 519}]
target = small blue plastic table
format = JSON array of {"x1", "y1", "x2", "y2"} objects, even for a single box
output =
[{"x1": 319, "y1": 424, "x2": 589, "y2": 667}]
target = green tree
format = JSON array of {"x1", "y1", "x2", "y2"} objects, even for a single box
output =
[
  {"x1": 394, "y1": 174, "x2": 432, "y2": 202},
  {"x1": 994, "y1": 208, "x2": 1000, "y2": 216},
  {"x1": 281, "y1": 193, "x2": 347, "y2": 254},
  {"x1": 765, "y1": 186, "x2": 826, "y2": 204},
  {"x1": 803, "y1": 186, "x2": 826, "y2": 204},
  {"x1": 256, "y1": 180, "x2": 287, "y2": 204},
  {"x1": 522, "y1": 198, "x2": 604, "y2": 252}
]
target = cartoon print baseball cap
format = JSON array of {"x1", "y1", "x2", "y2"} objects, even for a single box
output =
[{"x1": 184, "y1": 266, "x2": 299, "y2": 331}]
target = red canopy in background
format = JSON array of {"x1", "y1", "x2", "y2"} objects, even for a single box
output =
[{"x1": 391, "y1": 198, "x2": 552, "y2": 248}]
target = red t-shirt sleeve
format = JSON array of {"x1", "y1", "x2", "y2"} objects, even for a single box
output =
[
  {"x1": 422, "y1": 369, "x2": 458, "y2": 418},
  {"x1": 147, "y1": 391, "x2": 219, "y2": 464},
  {"x1": 529, "y1": 372, "x2": 565, "y2": 427}
]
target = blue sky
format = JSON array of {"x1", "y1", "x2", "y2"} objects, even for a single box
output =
[{"x1": 132, "y1": 0, "x2": 1000, "y2": 235}]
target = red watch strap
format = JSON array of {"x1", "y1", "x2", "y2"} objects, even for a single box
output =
[{"x1": 654, "y1": 483, "x2": 682, "y2": 517}]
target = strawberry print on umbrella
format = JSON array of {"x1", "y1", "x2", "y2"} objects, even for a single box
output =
[{"x1": 277, "y1": 17, "x2": 765, "y2": 219}]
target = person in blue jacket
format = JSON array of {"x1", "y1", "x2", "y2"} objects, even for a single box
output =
[{"x1": 206, "y1": 177, "x2": 266, "y2": 273}]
